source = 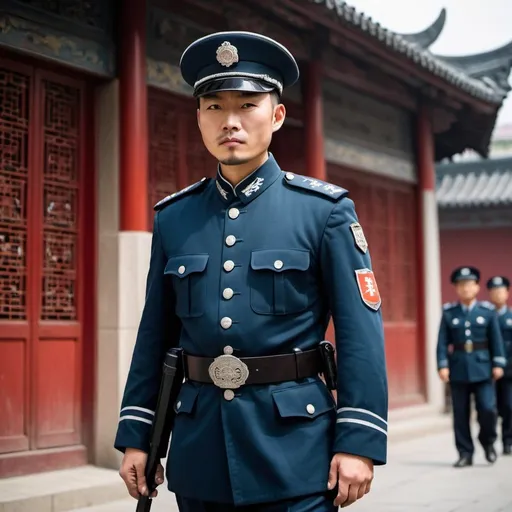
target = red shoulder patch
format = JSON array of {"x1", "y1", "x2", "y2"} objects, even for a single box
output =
[{"x1": 355, "y1": 269, "x2": 381, "y2": 311}]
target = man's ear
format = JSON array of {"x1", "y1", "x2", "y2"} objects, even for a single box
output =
[{"x1": 272, "y1": 104, "x2": 286, "y2": 133}]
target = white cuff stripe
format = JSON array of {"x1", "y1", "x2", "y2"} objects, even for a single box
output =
[
  {"x1": 120, "y1": 406, "x2": 155, "y2": 416},
  {"x1": 337, "y1": 407, "x2": 387, "y2": 426},
  {"x1": 337, "y1": 418, "x2": 388, "y2": 436},
  {"x1": 119, "y1": 415, "x2": 153, "y2": 426},
  {"x1": 439, "y1": 360, "x2": 448, "y2": 366},
  {"x1": 493, "y1": 357, "x2": 507, "y2": 364}
]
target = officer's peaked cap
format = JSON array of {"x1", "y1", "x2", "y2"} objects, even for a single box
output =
[
  {"x1": 179, "y1": 31, "x2": 300, "y2": 98},
  {"x1": 486, "y1": 275, "x2": 510, "y2": 290},
  {"x1": 450, "y1": 266, "x2": 480, "y2": 284}
]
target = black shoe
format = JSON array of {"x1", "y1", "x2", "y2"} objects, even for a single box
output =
[
  {"x1": 453, "y1": 455, "x2": 473, "y2": 468},
  {"x1": 504, "y1": 444, "x2": 512, "y2": 455},
  {"x1": 484, "y1": 445, "x2": 497, "y2": 464}
]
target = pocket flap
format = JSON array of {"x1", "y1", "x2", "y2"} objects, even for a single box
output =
[
  {"x1": 164, "y1": 254, "x2": 209, "y2": 278},
  {"x1": 174, "y1": 383, "x2": 200, "y2": 414},
  {"x1": 272, "y1": 381, "x2": 334, "y2": 419},
  {"x1": 476, "y1": 352, "x2": 490, "y2": 363},
  {"x1": 251, "y1": 249, "x2": 310, "y2": 273}
]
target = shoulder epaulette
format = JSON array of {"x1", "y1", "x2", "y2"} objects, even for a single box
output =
[
  {"x1": 480, "y1": 301, "x2": 496, "y2": 310},
  {"x1": 154, "y1": 177, "x2": 209, "y2": 211},
  {"x1": 443, "y1": 302, "x2": 457, "y2": 310},
  {"x1": 282, "y1": 172, "x2": 348, "y2": 201}
]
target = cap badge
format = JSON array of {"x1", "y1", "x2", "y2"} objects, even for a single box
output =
[
  {"x1": 461, "y1": 268, "x2": 470, "y2": 276},
  {"x1": 216, "y1": 41, "x2": 239, "y2": 67},
  {"x1": 493, "y1": 277, "x2": 503, "y2": 285}
]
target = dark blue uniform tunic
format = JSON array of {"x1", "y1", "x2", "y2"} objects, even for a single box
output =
[
  {"x1": 114, "y1": 154, "x2": 388, "y2": 506},
  {"x1": 496, "y1": 306, "x2": 512, "y2": 447}
]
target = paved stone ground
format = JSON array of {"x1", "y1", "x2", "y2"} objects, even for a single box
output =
[{"x1": 74, "y1": 429, "x2": 512, "y2": 512}]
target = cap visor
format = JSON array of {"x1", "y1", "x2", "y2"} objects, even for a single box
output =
[{"x1": 194, "y1": 77, "x2": 276, "y2": 98}]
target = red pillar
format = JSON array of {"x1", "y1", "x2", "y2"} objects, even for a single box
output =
[
  {"x1": 119, "y1": 0, "x2": 148, "y2": 231},
  {"x1": 301, "y1": 61, "x2": 327, "y2": 181},
  {"x1": 415, "y1": 103, "x2": 436, "y2": 401}
]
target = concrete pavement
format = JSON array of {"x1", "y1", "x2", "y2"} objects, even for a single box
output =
[{"x1": 73, "y1": 428, "x2": 512, "y2": 512}]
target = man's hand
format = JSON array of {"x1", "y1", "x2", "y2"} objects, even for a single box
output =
[
  {"x1": 438, "y1": 368, "x2": 450, "y2": 383},
  {"x1": 119, "y1": 448, "x2": 164, "y2": 499},
  {"x1": 327, "y1": 453, "x2": 374, "y2": 508},
  {"x1": 493, "y1": 367, "x2": 504, "y2": 381}
]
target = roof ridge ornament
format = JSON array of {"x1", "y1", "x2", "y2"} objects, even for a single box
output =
[{"x1": 398, "y1": 8, "x2": 447, "y2": 49}]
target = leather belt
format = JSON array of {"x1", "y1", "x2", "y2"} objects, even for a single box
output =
[
  {"x1": 453, "y1": 341, "x2": 488, "y2": 353},
  {"x1": 183, "y1": 348, "x2": 322, "y2": 388}
]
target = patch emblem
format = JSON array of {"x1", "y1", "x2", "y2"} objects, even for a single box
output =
[
  {"x1": 350, "y1": 223, "x2": 368, "y2": 254},
  {"x1": 355, "y1": 269, "x2": 381, "y2": 311},
  {"x1": 506, "y1": 318, "x2": 512, "y2": 326}
]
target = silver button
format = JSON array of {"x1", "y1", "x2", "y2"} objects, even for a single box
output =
[
  {"x1": 223, "y1": 260, "x2": 235, "y2": 272},
  {"x1": 178, "y1": 265, "x2": 186, "y2": 275},
  {"x1": 274, "y1": 260, "x2": 284, "y2": 270},
  {"x1": 223, "y1": 288, "x2": 234, "y2": 300},
  {"x1": 286, "y1": 172, "x2": 295, "y2": 180},
  {"x1": 176, "y1": 401, "x2": 181, "y2": 410},
  {"x1": 220, "y1": 317, "x2": 233, "y2": 329},
  {"x1": 228, "y1": 208, "x2": 240, "y2": 220},
  {"x1": 465, "y1": 329, "x2": 471, "y2": 336},
  {"x1": 225, "y1": 235, "x2": 236, "y2": 247},
  {"x1": 224, "y1": 389, "x2": 235, "y2": 401},
  {"x1": 306, "y1": 404, "x2": 315, "y2": 415},
  {"x1": 465, "y1": 321, "x2": 471, "y2": 327},
  {"x1": 223, "y1": 346, "x2": 234, "y2": 355}
]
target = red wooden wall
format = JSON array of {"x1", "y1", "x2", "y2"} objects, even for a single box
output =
[
  {"x1": 0, "y1": 56, "x2": 93, "y2": 477},
  {"x1": 440, "y1": 226, "x2": 512, "y2": 303},
  {"x1": 328, "y1": 165, "x2": 425, "y2": 407}
]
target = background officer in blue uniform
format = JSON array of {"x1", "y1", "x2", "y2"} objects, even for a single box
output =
[
  {"x1": 115, "y1": 31, "x2": 388, "y2": 511},
  {"x1": 437, "y1": 266, "x2": 506, "y2": 468},
  {"x1": 487, "y1": 275, "x2": 512, "y2": 455}
]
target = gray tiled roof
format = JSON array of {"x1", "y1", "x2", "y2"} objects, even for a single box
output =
[
  {"x1": 311, "y1": 0, "x2": 510, "y2": 104},
  {"x1": 436, "y1": 158, "x2": 512, "y2": 207}
]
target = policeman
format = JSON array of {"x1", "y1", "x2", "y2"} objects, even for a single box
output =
[
  {"x1": 487, "y1": 276, "x2": 512, "y2": 455},
  {"x1": 115, "y1": 31, "x2": 388, "y2": 511},
  {"x1": 437, "y1": 266, "x2": 506, "y2": 468}
]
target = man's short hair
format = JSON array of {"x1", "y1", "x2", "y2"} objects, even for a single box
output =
[{"x1": 197, "y1": 90, "x2": 281, "y2": 108}]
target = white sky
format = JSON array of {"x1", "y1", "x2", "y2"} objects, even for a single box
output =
[{"x1": 349, "y1": 0, "x2": 512, "y2": 126}]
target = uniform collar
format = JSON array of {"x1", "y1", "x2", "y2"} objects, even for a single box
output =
[
  {"x1": 498, "y1": 305, "x2": 508, "y2": 315},
  {"x1": 215, "y1": 152, "x2": 281, "y2": 204},
  {"x1": 460, "y1": 300, "x2": 477, "y2": 313}
]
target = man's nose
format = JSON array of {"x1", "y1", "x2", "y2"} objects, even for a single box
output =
[{"x1": 222, "y1": 112, "x2": 241, "y2": 131}]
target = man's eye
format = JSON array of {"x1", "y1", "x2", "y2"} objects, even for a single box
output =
[
  {"x1": 241, "y1": 103, "x2": 256, "y2": 108},
  {"x1": 206, "y1": 104, "x2": 220, "y2": 110}
]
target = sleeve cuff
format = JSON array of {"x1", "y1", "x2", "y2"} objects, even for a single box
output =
[
  {"x1": 334, "y1": 407, "x2": 387, "y2": 465},
  {"x1": 437, "y1": 359, "x2": 448, "y2": 369},
  {"x1": 113, "y1": 406, "x2": 155, "y2": 453},
  {"x1": 493, "y1": 357, "x2": 507, "y2": 367}
]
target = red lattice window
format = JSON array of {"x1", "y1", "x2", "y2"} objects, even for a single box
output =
[
  {"x1": 40, "y1": 80, "x2": 80, "y2": 321},
  {"x1": 147, "y1": 89, "x2": 215, "y2": 228},
  {"x1": 0, "y1": 68, "x2": 29, "y2": 320},
  {"x1": 328, "y1": 164, "x2": 417, "y2": 322}
]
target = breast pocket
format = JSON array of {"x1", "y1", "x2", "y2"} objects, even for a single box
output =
[
  {"x1": 249, "y1": 249, "x2": 312, "y2": 315},
  {"x1": 164, "y1": 254, "x2": 209, "y2": 318}
]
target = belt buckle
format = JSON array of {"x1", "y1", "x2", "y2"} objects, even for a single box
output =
[
  {"x1": 208, "y1": 346, "x2": 249, "y2": 389},
  {"x1": 464, "y1": 341, "x2": 473, "y2": 353}
]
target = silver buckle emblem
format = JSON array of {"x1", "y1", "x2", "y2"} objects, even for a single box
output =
[{"x1": 208, "y1": 346, "x2": 249, "y2": 389}]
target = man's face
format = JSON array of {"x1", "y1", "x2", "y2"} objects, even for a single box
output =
[
  {"x1": 197, "y1": 90, "x2": 285, "y2": 166},
  {"x1": 489, "y1": 286, "x2": 509, "y2": 306},
  {"x1": 454, "y1": 279, "x2": 480, "y2": 302}
]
